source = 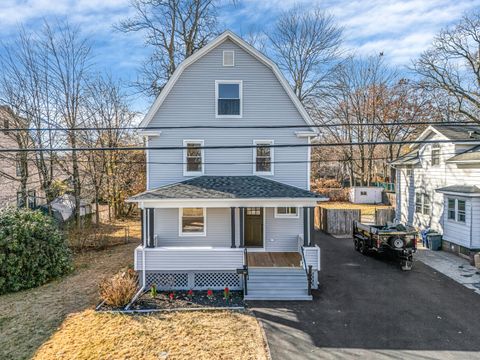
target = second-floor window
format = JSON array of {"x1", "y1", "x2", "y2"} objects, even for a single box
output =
[
  {"x1": 216, "y1": 80, "x2": 242, "y2": 117},
  {"x1": 183, "y1": 140, "x2": 204, "y2": 176},
  {"x1": 254, "y1": 140, "x2": 273, "y2": 175},
  {"x1": 431, "y1": 144, "x2": 440, "y2": 166}
]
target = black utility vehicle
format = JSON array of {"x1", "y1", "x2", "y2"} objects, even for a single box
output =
[{"x1": 353, "y1": 221, "x2": 418, "y2": 270}]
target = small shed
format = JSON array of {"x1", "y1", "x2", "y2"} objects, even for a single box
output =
[{"x1": 349, "y1": 187, "x2": 383, "y2": 204}]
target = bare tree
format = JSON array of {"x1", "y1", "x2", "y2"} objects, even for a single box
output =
[
  {"x1": 415, "y1": 11, "x2": 480, "y2": 122},
  {"x1": 268, "y1": 6, "x2": 343, "y2": 105},
  {"x1": 117, "y1": 0, "x2": 218, "y2": 96}
]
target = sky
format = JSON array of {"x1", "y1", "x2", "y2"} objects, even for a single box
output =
[{"x1": 0, "y1": 0, "x2": 478, "y2": 114}]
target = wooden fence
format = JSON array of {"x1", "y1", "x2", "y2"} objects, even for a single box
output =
[
  {"x1": 315, "y1": 207, "x2": 361, "y2": 236},
  {"x1": 374, "y1": 208, "x2": 396, "y2": 225}
]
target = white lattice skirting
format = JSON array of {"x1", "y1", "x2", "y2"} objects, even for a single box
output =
[{"x1": 141, "y1": 271, "x2": 243, "y2": 290}]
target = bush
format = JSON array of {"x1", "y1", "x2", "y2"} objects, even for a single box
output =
[
  {"x1": 311, "y1": 178, "x2": 349, "y2": 201},
  {"x1": 99, "y1": 269, "x2": 138, "y2": 307},
  {"x1": 0, "y1": 207, "x2": 73, "y2": 294}
]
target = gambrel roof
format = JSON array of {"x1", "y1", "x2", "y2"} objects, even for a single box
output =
[{"x1": 139, "y1": 30, "x2": 317, "y2": 134}]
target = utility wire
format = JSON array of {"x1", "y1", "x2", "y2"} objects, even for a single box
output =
[
  {"x1": 1, "y1": 138, "x2": 480, "y2": 153},
  {"x1": 0, "y1": 120, "x2": 478, "y2": 132}
]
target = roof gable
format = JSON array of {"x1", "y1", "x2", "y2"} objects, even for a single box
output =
[{"x1": 139, "y1": 30, "x2": 316, "y2": 133}]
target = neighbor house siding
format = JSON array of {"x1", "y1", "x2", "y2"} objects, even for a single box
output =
[
  {"x1": 396, "y1": 131, "x2": 480, "y2": 249},
  {"x1": 146, "y1": 39, "x2": 309, "y2": 190}
]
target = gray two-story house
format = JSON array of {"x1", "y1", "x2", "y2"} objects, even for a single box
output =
[{"x1": 128, "y1": 31, "x2": 325, "y2": 300}]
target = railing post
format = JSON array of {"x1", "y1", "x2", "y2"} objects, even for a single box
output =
[
  {"x1": 231, "y1": 207, "x2": 236, "y2": 248},
  {"x1": 307, "y1": 265, "x2": 313, "y2": 296},
  {"x1": 244, "y1": 248, "x2": 248, "y2": 296}
]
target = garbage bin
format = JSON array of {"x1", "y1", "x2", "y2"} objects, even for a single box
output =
[{"x1": 427, "y1": 233, "x2": 442, "y2": 251}]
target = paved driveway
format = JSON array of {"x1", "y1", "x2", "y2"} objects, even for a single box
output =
[{"x1": 250, "y1": 231, "x2": 480, "y2": 359}]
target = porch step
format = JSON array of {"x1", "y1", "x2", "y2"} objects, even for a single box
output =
[{"x1": 245, "y1": 267, "x2": 312, "y2": 301}]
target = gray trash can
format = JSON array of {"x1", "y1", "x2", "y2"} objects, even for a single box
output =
[{"x1": 427, "y1": 233, "x2": 442, "y2": 251}]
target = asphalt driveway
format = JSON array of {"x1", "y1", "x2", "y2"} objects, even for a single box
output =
[{"x1": 250, "y1": 231, "x2": 480, "y2": 359}]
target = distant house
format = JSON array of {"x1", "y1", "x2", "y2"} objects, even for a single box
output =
[
  {"x1": 127, "y1": 31, "x2": 326, "y2": 300},
  {"x1": 392, "y1": 124, "x2": 480, "y2": 262},
  {"x1": 0, "y1": 106, "x2": 41, "y2": 209},
  {"x1": 43, "y1": 194, "x2": 93, "y2": 223}
]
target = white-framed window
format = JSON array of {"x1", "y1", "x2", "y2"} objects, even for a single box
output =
[
  {"x1": 183, "y1": 140, "x2": 204, "y2": 176},
  {"x1": 253, "y1": 140, "x2": 274, "y2": 175},
  {"x1": 447, "y1": 198, "x2": 466, "y2": 223},
  {"x1": 275, "y1": 207, "x2": 299, "y2": 218},
  {"x1": 415, "y1": 192, "x2": 430, "y2": 216},
  {"x1": 215, "y1": 80, "x2": 242, "y2": 118},
  {"x1": 431, "y1": 144, "x2": 440, "y2": 166},
  {"x1": 179, "y1": 208, "x2": 206, "y2": 236},
  {"x1": 406, "y1": 168, "x2": 413, "y2": 177},
  {"x1": 223, "y1": 50, "x2": 234, "y2": 66}
]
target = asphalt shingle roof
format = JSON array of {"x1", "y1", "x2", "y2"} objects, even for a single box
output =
[
  {"x1": 447, "y1": 145, "x2": 480, "y2": 163},
  {"x1": 432, "y1": 125, "x2": 480, "y2": 140},
  {"x1": 129, "y1": 176, "x2": 326, "y2": 201},
  {"x1": 436, "y1": 185, "x2": 480, "y2": 194}
]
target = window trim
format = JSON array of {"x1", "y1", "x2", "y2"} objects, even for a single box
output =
[
  {"x1": 178, "y1": 207, "x2": 207, "y2": 237},
  {"x1": 447, "y1": 197, "x2": 467, "y2": 223},
  {"x1": 274, "y1": 206, "x2": 299, "y2": 219},
  {"x1": 183, "y1": 139, "x2": 204, "y2": 176},
  {"x1": 223, "y1": 50, "x2": 234, "y2": 67},
  {"x1": 253, "y1": 139, "x2": 274, "y2": 175},
  {"x1": 215, "y1": 80, "x2": 243, "y2": 118}
]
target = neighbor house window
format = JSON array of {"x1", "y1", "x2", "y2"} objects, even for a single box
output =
[
  {"x1": 360, "y1": 191, "x2": 367, "y2": 196},
  {"x1": 275, "y1": 207, "x2": 298, "y2": 218},
  {"x1": 406, "y1": 168, "x2": 413, "y2": 177},
  {"x1": 179, "y1": 208, "x2": 206, "y2": 236},
  {"x1": 183, "y1": 140, "x2": 204, "y2": 176},
  {"x1": 216, "y1": 80, "x2": 242, "y2": 117},
  {"x1": 431, "y1": 144, "x2": 440, "y2": 166},
  {"x1": 223, "y1": 50, "x2": 234, "y2": 66},
  {"x1": 447, "y1": 198, "x2": 466, "y2": 223},
  {"x1": 253, "y1": 140, "x2": 273, "y2": 175},
  {"x1": 415, "y1": 193, "x2": 430, "y2": 215}
]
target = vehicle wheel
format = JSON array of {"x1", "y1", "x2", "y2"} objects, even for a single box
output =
[
  {"x1": 360, "y1": 240, "x2": 368, "y2": 255},
  {"x1": 354, "y1": 239, "x2": 360, "y2": 251}
]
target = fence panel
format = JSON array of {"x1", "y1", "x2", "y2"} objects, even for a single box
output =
[{"x1": 375, "y1": 208, "x2": 396, "y2": 225}]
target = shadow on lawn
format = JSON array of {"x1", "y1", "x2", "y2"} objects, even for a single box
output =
[{"x1": 251, "y1": 231, "x2": 480, "y2": 355}]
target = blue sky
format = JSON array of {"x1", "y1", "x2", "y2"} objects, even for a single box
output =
[{"x1": 0, "y1": 0, "x2": 479, "y2": 114}]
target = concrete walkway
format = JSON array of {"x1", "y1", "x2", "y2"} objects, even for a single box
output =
[{"x1": 416, "y1": 249, "x2": 480, "y2": 295}]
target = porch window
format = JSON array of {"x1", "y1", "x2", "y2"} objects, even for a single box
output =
[
  {"x1": 183, "y1": 140, "x2": 204, "y2": 176},
  {"x1": 431, "y1": 144, "x2": 440, "y2": 166},
  {"x1": 179, "y1": 208, "x2": 206, "y2": 236},
  {"x1": 275, "y1": 207, "x2": 299, "y2": 218},
  {"x1": 216, "y1": 80, "x2": 242, "y2": 117},
  {"x1": 254, "y1": 140, "x2": 273, "y2": 175},
  {"x1": 447, "y1": 198, "x2": 466, "y2": 223}
]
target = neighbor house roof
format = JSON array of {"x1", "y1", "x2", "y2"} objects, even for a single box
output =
[
  {"x1": 446, "y1": 145, "x2": 480, "y2": 163},
  {"x1": 390, "y1": 150, "x2": 420, "y2": 166},
  {"x1": 128, "y1": 176, "x2": 326, "y2": 202},
  {"x1": 436, "y1": 185, "x2": 480, "y2": 195},
  {"x1": 138, "y1": 30, "x2": 317, "y2": 135}
]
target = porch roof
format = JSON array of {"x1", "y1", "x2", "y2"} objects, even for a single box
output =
[
  {"x1": 128, "y1": 176, "x2": 326, "y2": 202},
  {"x1": 436, "y1": 184, "x2": 480, "y2": 196}
]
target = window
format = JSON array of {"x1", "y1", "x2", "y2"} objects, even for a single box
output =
[
  {"x1": 406, "y1": 168, "x2": 413, "y2": 177},
  {"x1": 28, "y1": 190, "x2": 36, "y2": 209},
  {"x1": 360, "y1": 191, "x2": 367, "y2": 196},
  {"x1": 15, "y1": 160, "x2": 22, "y2": 177},
  {"x1": 253, "y1": 140, "x2": 273, "y2": 175},
  {"x1": 416, "y1": 193, "x2": 431, "y2": 215},
  {"x1": 179, "y1": 208, "x2": 206, "y2": 236},
  {"x1": 215, "y1": 80, "x2": 242, "y2": 117},
  {"x1": 223, "y1": 50, "x2": 234, "y2": 66},
  {"x1": 447, "y1": 198, "x2": 466, "y2": 223},
  {"x1": 183, "y1": 140, "x2": 204, "y2": 176},
  {"x1": 431, "y1": 144, "x2": 440, "y2": 166},
  {"x1": 275, "y1": 207, "x2": 299, "y2": 218}
]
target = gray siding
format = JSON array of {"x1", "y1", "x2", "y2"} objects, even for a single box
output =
[
  {"x1": 265, "y1": 207, "x2": 303, "y2": 252},
  {"x1": 147, "y1": 39, "x2": 309, "y2": 190}
]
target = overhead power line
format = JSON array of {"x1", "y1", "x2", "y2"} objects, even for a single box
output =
[
  {"x1": 1, "y1": 138, "x2": 480, "y2": 153},
  {"x1": 0, "y1": 120, "x2": 478, "y2": 132}
]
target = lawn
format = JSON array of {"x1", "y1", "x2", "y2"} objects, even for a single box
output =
[
  {"x1": 318, "y1": 201, "x2": 392, "y2": 215},
  {"x1": 0, "y1": 219, "x2": 268, "y2": 360},
  {"x1": 33, "y1": 310, "x2": 267, "y2": 360}
]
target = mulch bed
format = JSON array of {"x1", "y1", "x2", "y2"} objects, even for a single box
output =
[{"x1": 98, "y1": 290, "x2": 245, "y2": 311}]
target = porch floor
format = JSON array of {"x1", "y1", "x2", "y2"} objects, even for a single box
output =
[{"x1": 247, "y1": 252, "x2": 302, "y2": 268}]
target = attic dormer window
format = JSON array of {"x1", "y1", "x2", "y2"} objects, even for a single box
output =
[
  {"x1": 431, "y1": 144, "x2": 440, "y2": 166},
  {"x1": 215, "y1": 80, "x2": 242, "y2": 117},
  {"x1": 223, "y1": 50, "x2": 234, "y2": 66}
]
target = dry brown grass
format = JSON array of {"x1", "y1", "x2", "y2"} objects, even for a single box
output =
[
  {"x1": 99, "y1": 269, "x2": 138, "y2": 307},
  {"x1": 33, "y1": 310, "x2": 268, "y2": 360},
  {"x1": 318, "y1": 201, "x2": 392, "y2": 215},
  {"x1": 0, "y1": 241, "x2": 139, "y2": 360}
]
